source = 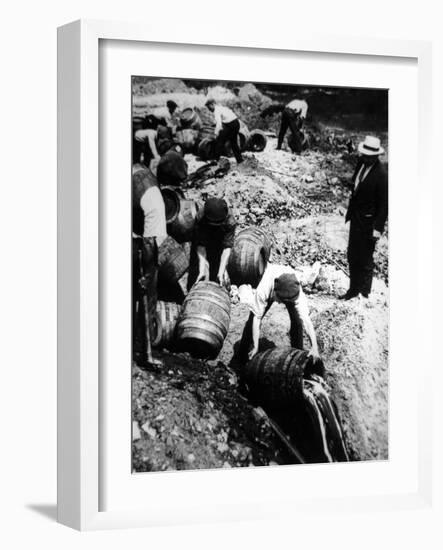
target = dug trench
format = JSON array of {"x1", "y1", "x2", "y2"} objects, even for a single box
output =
[{"x1": 132, "y1": 80, "x2": 388, "y2": 471}]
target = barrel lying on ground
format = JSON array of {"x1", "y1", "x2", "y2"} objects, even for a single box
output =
[
  {"x1": 228, "y1": 226, "x2": 272, "y2": 287},
  {"x1": 152, "y1": 300, "x2": 182, "y2": 349},
  {"x1": 244, "y1": 347, "x2": 321, "y2": 409},
  {"x1": 176, "y1": 281, "x2": 231, "y2": 359},
  {"x1": 158, "y1": 235, "x2": 189, "y2": 285},
  {"x1": 246, "y1": 129, "x2": 267, "y2": 152}
]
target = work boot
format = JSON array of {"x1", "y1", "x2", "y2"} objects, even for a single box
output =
[{"x1": 338, "y1": 290, "x2": 359, "y2": 300}]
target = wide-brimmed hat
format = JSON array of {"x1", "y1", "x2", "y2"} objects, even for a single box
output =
[
  {"x1": 204, "y1": 197, "x2": 229, "y2": 225},
  {"x1": 274, "y1": 274, "x2": 300, "y2": 302},
  {"x1": 358, "y1": 135, "x2": 384, "y2": 156}
]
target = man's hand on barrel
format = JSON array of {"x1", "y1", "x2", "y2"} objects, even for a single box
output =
[
  {"x1": 216, "y1": 269, "x2": 227, "y2": 287},
  {"x1": 308, "y1": 348, "x2": 321, "y2": 361},
  {"x1": 195, "y1": 270, "x2": 208, "y2": 284}
]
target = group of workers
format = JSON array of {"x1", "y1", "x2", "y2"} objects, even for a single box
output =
[
  {"x1": 133, "y1": 98, "x2": 244, "y2": 170},
  {"x1": 132, "y1": 93, "x2": 388, "y2": 369}
]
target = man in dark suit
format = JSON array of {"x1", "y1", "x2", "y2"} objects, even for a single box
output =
[{"x1": 341, "y1": 135, "x2": 388, "y2": 299}]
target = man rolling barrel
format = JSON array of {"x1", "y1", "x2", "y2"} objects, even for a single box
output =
[
  {"x1": 237, "y1": 263, "x2": 320, "y2": 363},
  {"x1": 276, "y1": 98, "x2": 308, "y2": 153},
  {"x1": 132, "y1": 163, "x2": 168, "y2": 367},
  {"x1": 205, "y1": 98, "x2": 244, "y2": 164},
  {"x1": 187, "y1": 198, "x2": 236, "y2": 290}
]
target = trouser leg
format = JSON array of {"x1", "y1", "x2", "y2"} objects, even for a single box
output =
[
  {"x1": 228, "y1": 119, "x2": 243, "y2": 163},
  {"x1": 187, "y1": 241, "x2": 200, "y2": 291},
  {"x1": 359, "y1": 235, "x2": 376, "y2": 297},
  {"x1": 213, "y1": 125, "x2": 230, "y2": 160},
  {"x1": 347, "y1": 222, "x2": 375, "y2": 296},
  {"x1": 277, "y1": 110, "x2": 289, "y2": 149},
  {"x1": 133, "y1": 237, "x2": 158, "y2": 359}
]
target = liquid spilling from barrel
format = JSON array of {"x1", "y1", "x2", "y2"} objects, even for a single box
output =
[
  {"x1": 244, "y1": 347, "x2": 348, "y2": 463},
  {"x1": 176, "y1": 281, "x2": 231, "y2": 359}
]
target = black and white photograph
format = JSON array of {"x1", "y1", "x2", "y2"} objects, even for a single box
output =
[{"x1": 131, "y1": 76, "x2": 388, "y2": 471}]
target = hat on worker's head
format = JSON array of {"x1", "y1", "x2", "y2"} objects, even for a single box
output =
[
  {"x1": 274, "y1": 274, "x2": 300, "y2": 302},
  {"x1": 166, "y1": 100, "x2": 178, "y2": 111},
  {"x1": 204, "y1": 197, "x2": 229, "y2": 225},
  {"x1": 358, "y1": 135, "x2": 384, "y2": 156}
]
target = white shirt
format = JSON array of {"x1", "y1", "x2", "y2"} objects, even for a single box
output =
[
  {"x1": 213, "y1": 105, "x2": 237, "y2": 134},
  {"x1": 247, "y1": 263, "x2": 310, "y2": 321},
  {"x1": 286, "y1": 99, "x2": 308, "y2": 119},
  {"x1": 134, "y1": 128, "x2": 160, "y2": 159},
  {"x1": 139, "y1": 186, "x2": 168, "y2": 244},
  {"x1": 149, "y1": 106, "x2": 172, "y2": 122}
]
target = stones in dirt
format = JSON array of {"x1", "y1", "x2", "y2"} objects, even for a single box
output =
[{"x1": 312, "y1": 293, "x2": 389, "y2": 461}]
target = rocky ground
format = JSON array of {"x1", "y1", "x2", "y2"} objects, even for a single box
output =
[{"x1": 132, "y1": 80, "x2": 389, "y2": 471}]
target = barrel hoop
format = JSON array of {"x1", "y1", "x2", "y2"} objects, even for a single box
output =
[{"x1": 183, "y1": 296, "x2": 231, "y2": 318}]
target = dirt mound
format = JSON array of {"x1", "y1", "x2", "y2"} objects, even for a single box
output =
[
  {"x1": 133, "y1": 78, "x2": 191, "y2": 95},
  {"x1": 186, "y1": 156, "x2": 298, "y2": 227},
  {"x1": 311, "y1": 293, "x2": 389, "y2": 461},
  {"x1": 132, "y1": 353, "x2": 293, "y2": 471}
]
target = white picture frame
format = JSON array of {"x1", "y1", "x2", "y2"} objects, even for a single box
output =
[{"x1": 57, "y1": 19, "x2": 433, "y2": 531}]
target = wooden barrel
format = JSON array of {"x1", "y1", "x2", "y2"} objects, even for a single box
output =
[
  {"x1": 247, "y1": 129, "x2": 267, "y2": 152},
  {"x1": 152, "y1": 301, "x2": 182, "y2": 348},
  {"x1": 160, "y1": 186, "x2": 185, "y2": 223},
  {"x1": 158, "y1": 235, "x2": 189, "y2": 284},
  {"x1": 176, "y1": 281, "x2": 231, "y2": 359},
  {"x1": 180, "y1": 108, "x2": 201, "y2": 129},
  {"x1": 227, "y1": 226, "x2": 272, "y2": 287},
  {"x1": 175, "y1": 129, "x2": 199, "y2": 153},
  {"x1": 244, "y1": 347, "x2": 320, "y2": 409},
  {"x1": 197, "y1": 138, "x2": 215, "y2": 160},
  {"x1": 168, "y1": 199, "x2": 200, "y2": 243}
]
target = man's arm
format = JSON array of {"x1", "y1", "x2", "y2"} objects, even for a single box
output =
[
  {"x1": 195, "y1": 245, "x2": 208, "y2": 283},
  {"x1": 147, "y1": 132, "x2": 160, "y2": 160},
  {"x1": 213, "y1": 107, "x2": 222, "y2": 135},
  {"x1": 374, "y1": 166, "x2": 388, "y2": 235},
  {"x1": 217, "y1": 247, "x2": 232, "y2": 285},
  {"x1": 295, "y1": 291, "x2": 319, "y2": 357},
  {"x1": 248, "y1": 314, "x2": 261, "y2": 360}
]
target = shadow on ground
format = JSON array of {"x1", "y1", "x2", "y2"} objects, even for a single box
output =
[{"x1": 26, "y1": 504, "x2": 57, "y2": 522}]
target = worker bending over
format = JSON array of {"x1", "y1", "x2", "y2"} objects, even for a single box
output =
[
  {"x1": 237, "y1": 263, "x2": 319, "y2": 363},
  {"x1": 188, "y1": 197, "x2": 236, "y2": 290},
  {"x1": 205, "y1": 98, "x2": 244, "y2": 164},
  {"x1": 277, "y1": 98, "x2": 308, "y2": 152}
]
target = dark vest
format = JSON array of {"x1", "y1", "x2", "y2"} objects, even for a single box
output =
[{"x1": 132, "y1": 168, "x2": 158, "y2": 235}]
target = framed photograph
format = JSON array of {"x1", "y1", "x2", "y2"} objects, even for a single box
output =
[{"x1": 57, "y1": 19, "x2": 433, "y2": 530}]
